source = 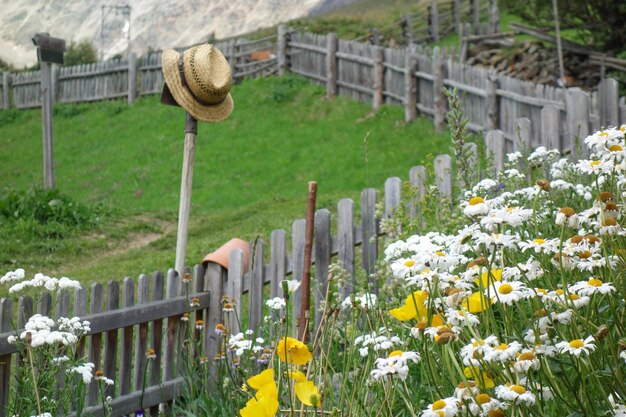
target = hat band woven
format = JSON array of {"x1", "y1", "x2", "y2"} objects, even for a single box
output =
[{"x1": 178, "y1": 52, "x2": 225, "y2": 106}]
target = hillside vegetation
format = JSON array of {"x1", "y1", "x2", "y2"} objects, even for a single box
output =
[{"x1": 0, "y1": 75, "x2": 450, "y2": 284}]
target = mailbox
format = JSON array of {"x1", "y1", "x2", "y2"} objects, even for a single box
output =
[{"x1": 32, "y1": 33, "x2": 66, "y2": 64}]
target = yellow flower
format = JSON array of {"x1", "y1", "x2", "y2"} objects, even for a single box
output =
[
  {"x1": 295, "y1": 380, "x2": 321, "y2": 407},
  {"x1": 389, "y1": 291, "x2": 429, "y2": 321},
  {"x1": 463, "y1": 366, "x2": 494, "y2": 389},
  {"x1": 276, "y1": 337, "x2": 312, "y2": 365},
  {"x1": 462, "y1": 291, "x2": 491, "y2": 313},
  {"x1": 247, "y1": 369, "x2": 275, "y2": 390},
  {"x1": 240, "y1": 370, "x2": 278, "y2": 417},
  {"x1": 475, "y1": 269, "x2": 502, "y2": 287},
  {"x1": 286, "y1": 370, "x2": 307, "y2": 383}
]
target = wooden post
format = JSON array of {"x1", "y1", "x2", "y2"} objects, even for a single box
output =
[
  {"x1": 541, "y1": 104, "x2": 561, "y2": 151},
  {"x1": 370, "y1": 28, "x2": 381, "y2": 45},
  {"x1": 473, "y1": 0, "x2": 480, "y2": 34},
  {"x1": 486, "y1": 71, "x2": 499, "y2": 130},
  {"x1": 404, "y1": 46, "x2": 417, "y2": 122},
  {"x1": 620, "y1": 97, "x2": 626, "y2": 126},
  {"x1": 2, "y1": 71, "x2": 11, "y2": 109},
  {"x1": 299, "y1": 181, "x2": 317, "y2": 342},
  {"x1": 598, "y1": 78, "x2": 619, "y2": 127},
  {"x1": 565, "y1": 88, "x2": 589, "y2": 159},
  {"x1": 128, "y1": 52, "x2": 137, "y2": 104},
  {"x1": 433, "y1": 47, "x2": 446, "y2": 132},
  {"x1": 373, "y1": 47, "x2": 384, "y2": 110},
  {"x1": 326, "y1": 33, "x2": 338, "y2": 99},
  {"x1": 50, "y1": 64, "x2": 59, "y2": 105},
  {"x1": 430, "y1": 2, "x2": 440, "y2": 42},
  {"x1": 277, "y1": 25, "x2": 288, "y2": 76},
  {"x1": 489, "y1": 0, "x2": 500, "y2": 33},
  {"x1": 404, "y1": 14, "x2": 414, "y2": 45},
  {"x1": 2, "y1": 72, "x2": 9, "y2": 109},
  {"x1": 291, "y1": 219, "x2": 305, "y2": 336},
  {"x1": 485, "y1": 130, "x2": 505, "y2": 174},
  {"x1": 454, "y1": 0, "x2": 461, "y2": 35},
  {"x1": 174, "y1": 114, "x2": 197, "y2": 276},
  {"x1": 40, "y1": 61, "x2": 55, "y2": 189}
]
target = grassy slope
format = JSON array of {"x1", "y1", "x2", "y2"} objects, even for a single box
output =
[{"x1": 0, "y1": 75, "x2": 449, "y2": 283}]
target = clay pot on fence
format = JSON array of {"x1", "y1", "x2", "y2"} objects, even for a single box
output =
[{"x1": 201, "y1": 238, "x2": 250, "y2": 273}]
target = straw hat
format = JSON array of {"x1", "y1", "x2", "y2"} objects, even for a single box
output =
[{"x1": 161, "y1": 44, "x2": 234, "y2": 122}]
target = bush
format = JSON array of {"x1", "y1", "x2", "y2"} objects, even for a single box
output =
[{"x1": 64, "y1": 41, "x2": 98, "y2": 66}]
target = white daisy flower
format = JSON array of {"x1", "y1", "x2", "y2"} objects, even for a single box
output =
[
  {"x1": 569, "y1": 277, "x2": 616, "y2": 296},
  {"x1": 484, "y1": 341, "x2": 523, "y2": 363},
  {"x1": 512, "y1": 350, "x2": 540, "y2": 373},
  {"x1": 555, "y1": 335, "x2": 596, "y2": 357},
  {"x1": 420, "y1": 397, "x2": 460, "y2": 417},
  {"x1": 463, "y1": 197, "x2": 490, "y2": 217},
  {"x1": 495, "y1": 384, "x2": 536, "y2": 406},
  {"x1": 486, "y1": 281, "x2": 528, "y2": 305},
  {"x1": 370, "y1": 350, "x2": 420, "y2": 381}
]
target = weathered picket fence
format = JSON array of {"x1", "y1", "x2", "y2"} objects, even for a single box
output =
[
  {"x1": 0, "y1": 93, "x2": 614, "y2": 415},
  {"x1": 285, "y1": 30, "x2": 626, "y2": 153},
  {"x1": 0, "y1": 34, "x2": 278, "y2": 110}
]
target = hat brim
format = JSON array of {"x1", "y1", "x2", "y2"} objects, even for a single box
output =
[{"x1": 162, "y1": 49, "x2": 234, "y2": 123}]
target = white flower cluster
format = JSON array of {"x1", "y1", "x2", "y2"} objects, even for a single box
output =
[
  {"x1": 370, "y1": 351, "x2": 420, "y2": 381},
  {"x1": 10, "y1": 314, "x2": 83, "y2": 347},
  {"x1": 354, "y1": 328, "x2": 403, "y2": 357},
  {"x1": 8, "y1": 272, "x2": 81, "y2": 294},
  {"x1": 265, "y1": 297, "x2": 286, "y2": 310},
  {"x1": 0, "y1": 268, "x2": 25, "y2": 284},
  {"x1": 340, "y1": 293, "x2": 377, "y2": 309},
  {"x1": 227, "y1": 332, "x2": 265, "y2": 357},
  {"x1": 68, "y1": 362, "x2": 95, "y2": 384}
]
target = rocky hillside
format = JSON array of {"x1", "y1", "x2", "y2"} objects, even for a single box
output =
[{"x1": 0, "y1": 0, "x2": 354, "y2": 68}]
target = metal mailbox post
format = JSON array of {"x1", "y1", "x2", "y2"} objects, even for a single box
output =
[{"x1": 32, "y1": 33, "x2": 65, "y2": 189}]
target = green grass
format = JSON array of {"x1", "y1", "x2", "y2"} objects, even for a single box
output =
[{"x1": 0, "y1": 75, "x2": 449, "y2": 285}]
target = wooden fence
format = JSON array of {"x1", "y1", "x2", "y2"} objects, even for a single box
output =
[
  {"x1": 0, "y1": 99, "x2": 618, "y2": 415},
  {"x1": 0, "y1": 34, "x2": 278, "y2": 110},
  {"x1": 285, "y1": 29, "x2": 626, "y2": 155}
]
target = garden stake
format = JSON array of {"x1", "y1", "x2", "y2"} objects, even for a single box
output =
[
  {"x1": 174, "y1": 113, "x2": 197, "y2": 276},
  {"x1": 299, "y1": 181, "x2": 317, "y2": 343}
]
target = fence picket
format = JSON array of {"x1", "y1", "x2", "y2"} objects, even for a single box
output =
[
  {"x1": 133, "y1": 274, "x2": 150, "y2": 392},
  {"x1": 337, "y1": 198, "x2": 355, "y2": 298},
  {"x1": 149, "y1": 271, "x2": 165, "y2": 417},
  {"x1": 485, "y1": 130, "x2": 505, "y2": 174},
  {"x1": 361, "y1": 188, "x2": 378, "y2": 292},
  {"x1": 514, "y1": 117, "x2": 532, "y2": 152},
  {"x1": 119, "y1": 278, "x2": 134, "y2": 396},
  {"x1": 314, "y1": 209, "x2": 331, "y2": 334},
  {"x1": 384, "y1": 177, "x2": 402, "y2": 219},
  {"x1": 0, "y1": 299, "x2": 13, "y2": 417},
  {"x1": 541, "y1": 105, "x2": 561, "y2": 150},
  {"x1": 204, "y1": 262, "x2": 225, "y2": 374},
  {"x1": 270, "y1": 229, "x2": 287, "y2": 298},
  {"x1": 248, "y1": 240, "x2": 265, "y2": 334},
  {"x1": 434, "y1": 154, "x2": 453, "y2": 196},
  {"x1": 409, "y1": 166, "x2": 427, "y2": 219},
  {"x1": 565, "y1": 89, "x2": 590, "y2": 159},
  {"x1": 88, "y1": 283, "x2": 104, "y2": 406},
  {"x1": 291, "y1": 219, "x2": 306, "y2": 335},
  {"x1": 104, "y1": 281, "x2": 120, "y2": 398},
  {"x1": 227, "y1": 249, "x2": 244, "y2": 335},
  {"x1": 598, "y1": 78, "x2": 619, "y2": 127}
]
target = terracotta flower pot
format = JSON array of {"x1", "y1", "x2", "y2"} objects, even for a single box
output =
[{"x1": 201, "y1": 238, "x2": 250, "y2": 272}]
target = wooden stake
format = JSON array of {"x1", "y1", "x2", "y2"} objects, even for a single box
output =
[
  {"x1": 174, "y1": 113, "x2": 197, "y2": 276},
  {"x1": 298, "y1": 181, "x2": 317, "y2": 342},
  {"x1": 41, "y1": 62, "x2": 55, "y2": 189}
]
